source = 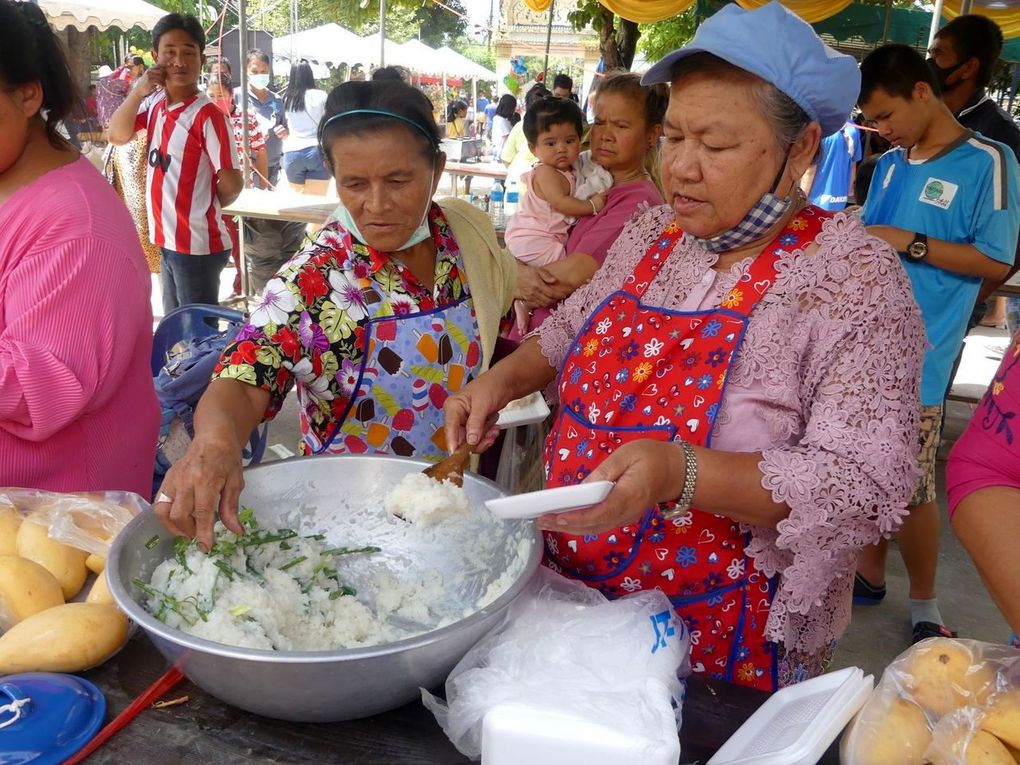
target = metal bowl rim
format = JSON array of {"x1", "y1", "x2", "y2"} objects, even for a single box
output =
[{"x1": 109, "y1": 454, "x2": 542, "y2": 663}]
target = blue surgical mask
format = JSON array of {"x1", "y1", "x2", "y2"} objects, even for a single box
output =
[
  {"x1": 248, "y1": 73, "x2": 270, "y2": 90},
  {"x1": 692, "y1": 154, "x2": 795, "y2": 254},
  {"x1": 332, "y1": 166, "x2": 436, "y2": 252}
]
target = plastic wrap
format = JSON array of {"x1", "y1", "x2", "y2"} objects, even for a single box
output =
[
  {"x1": 0, "y1": 488, "x2": 144, "y2": 558},
  {"x1": 422, "y1": 568, "x2": 690, "y2": 762},
  {"x1": 841, "y1": 638, "x2": 1020, "y2": 765}
]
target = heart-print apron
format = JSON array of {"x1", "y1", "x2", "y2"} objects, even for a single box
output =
[{"x1": 543, "y1": 207, "x2": 829, "y2": 691}]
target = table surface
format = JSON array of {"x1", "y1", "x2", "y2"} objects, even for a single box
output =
[
  {"x1": 995, "y1": 271, "x2": 1020, "y2": 298},
  {"x1": 445, "y1": 160, "x2": 507, "y2": 180},
  {"x1": 80, "y1": 633, "x2": 840, "y2": 764},
  {"x1": 222, "y1": 188, "x2": 337, "y2": 225}
]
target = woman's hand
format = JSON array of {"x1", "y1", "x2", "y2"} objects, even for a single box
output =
[
  {"x1": 537, "y1": 440, "x2": 686, "y2": 535},
  {"x1": 153, "y1": 433, "x2": 246, "y2": 553},
  {"x1": 443, "y1": 372, "x2": 514, "y2": 452},
  {"x1": 515, "y1": 262, "x2": 575, "y2": 310}
]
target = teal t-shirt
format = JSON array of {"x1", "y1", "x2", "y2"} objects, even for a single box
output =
[{"x1": 862, "y1": 130, "x2": 1020, "y2": 405}]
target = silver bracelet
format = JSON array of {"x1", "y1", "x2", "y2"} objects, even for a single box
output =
[
  {"x1": 660, "y1": 441, "x2": 698, "y2": 521},
  {"x1": 589, "y1": 198, "x2": 598, "y2": 215}
]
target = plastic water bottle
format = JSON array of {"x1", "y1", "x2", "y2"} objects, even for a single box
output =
[
  {"x1": 505, "y1": 180, "x2": 520, "y2": 219},
  {"x1": 490, "y1": 180, "x2": 505, "y2": 229}
]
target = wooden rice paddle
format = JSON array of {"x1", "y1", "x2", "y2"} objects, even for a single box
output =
[{"x1": 422, "y1": 441, "x2": 472, "y2": 487}]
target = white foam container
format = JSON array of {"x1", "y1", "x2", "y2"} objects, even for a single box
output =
[
  {"x1": 480, "y1": 678, "x2": 680, "y2": 765},
  {"x1": 484, "y1": 481, "x2": 615, "y2": 520},
  {"x1": 496, "y1": 393, "x2": 551, "y2": 429},
  {"x1": 707, "y1": 666, "x2": 873, "y2": 765}
]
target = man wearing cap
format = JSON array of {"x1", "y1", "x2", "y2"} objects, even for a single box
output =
[
  {"x1": 857, "y1": 44, "x2": 1020, "y2": 644},
  {"x1": 445, "y1": 2, "x2": 924, "y2": 690}
]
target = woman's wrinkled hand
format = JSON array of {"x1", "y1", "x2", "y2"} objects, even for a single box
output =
[
  {"x1": 537, "y1": 440, "x2": 687, "y2": 535},
  {"x1": 443, "y1": 372, "x2": 513, "y2": 453},
  {"x1": 515, "y1": 262, "x2": 575, "y2": 310},
  {"x1": 153, "y1": 434, "x2": 246, "y2": 552}
]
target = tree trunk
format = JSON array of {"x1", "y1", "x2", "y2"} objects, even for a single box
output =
[
  {"x1": 61, "y1": 26, "x2": 94, "y2": 112},
  {"x1": 596, "y1": 7, "x2": 641, "y2": 71},
  {"x1": 618, "y1": 18, "x2": 640, "y2": 70}
]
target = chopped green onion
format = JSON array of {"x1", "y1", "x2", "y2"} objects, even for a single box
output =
[
  {"x1": 279, "y1": 541, "x2": 291, "y2": 550},
  {"x1": 173, "y1": 537, "x2": 193, "y2": 573},
  {"x1": 212, "y1": 559, "x2": 237, "y2": 581},
  {"x1": 322, "y1": 545, "x2": 381, "y2": 557},
  {"x1": 229, "y1": 604, "x2": 251, "y2": 617},
  {"x1": 329, "y1": 585, "x2": 357, "y2": 599},
  {"x1": 280, "y1": 555, "x2": 307, "y2": 571},
  {"x1": 241, "y1": 530, "x2": 298, "y2": 548},
  {"x1": 144, "y1": 534, "x2": 160, "y2": 550},
  {"x1": 304, "y1": 533, "x2": 326, "y2": 541}
]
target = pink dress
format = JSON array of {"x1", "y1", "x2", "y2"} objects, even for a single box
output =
[
  {"x1": 505, "y1": 166, "x2": 577, "y2": 267},
  {"x1": 537, "y1": 205, "x2": 926, "y2": 657},
  {"x1": 0, "y1": 157, "x2": 160, "y2": 498},
  {"x1": 947, "y1": 331, "x2": 1020, "y2": 518}
]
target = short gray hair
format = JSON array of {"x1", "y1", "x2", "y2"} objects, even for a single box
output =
[{"x1": 671, "y1": 52, "x2": 815, "y2": 155}]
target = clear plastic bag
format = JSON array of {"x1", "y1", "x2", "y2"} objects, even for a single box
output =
[
  {"x1": 841, "y1": 638, "x2": 1020, "y2": 765},
  {"x1": 423, "y1": 568, "x2": 691, "y2": 762},
  {"x1": 0, "y1": 488, "x2": 145, "y2": 558}
]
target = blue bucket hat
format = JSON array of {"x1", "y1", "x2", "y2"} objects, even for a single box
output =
[{"x1": 641, "y1": 1, "x2": 860, "y2": 137}]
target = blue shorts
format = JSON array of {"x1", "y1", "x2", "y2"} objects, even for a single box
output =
[{"x1": 283, "y1": 146, "x2": 330, "y2": 184}]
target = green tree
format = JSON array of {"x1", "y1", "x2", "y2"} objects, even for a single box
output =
[
  {"x1": 567, "y1": 0, "x2": 640, "y2": 70},
  {"x1": 418, "y1": 1, "x2": 468, "y2": 47},
  {"x1": 638, "y1": 8, "x2": 697, "y2": 62}
]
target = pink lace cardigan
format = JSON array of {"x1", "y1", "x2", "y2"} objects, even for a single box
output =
[{"x1": 538, "y1": 205, "x2": 926, "y2": 653}]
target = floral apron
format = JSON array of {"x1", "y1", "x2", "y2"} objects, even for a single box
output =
[
  {"x1": 305, "y1": 259, "x2": 484, "y2": 462},
  {"x1": 543, "y1": 207, "x2": 828, "y2": 691}
]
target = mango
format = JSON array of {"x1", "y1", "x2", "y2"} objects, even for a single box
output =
[
  {"x1": 16, "y1": 516, "x2": 88, "y2": 599},
  {"x1": 0, "y1": 555, "x2": 64, "y2": 630},
  {"x1": 0, "y1": 602, "x2": 128, "y2": 673},
  {"x1": 902, "y1": 638, "x2": 996, "y2": 716}
]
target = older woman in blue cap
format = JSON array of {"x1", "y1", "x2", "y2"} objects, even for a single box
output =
[{"x1": 446, "y1": 1, "x2": 925, "y2": 690}]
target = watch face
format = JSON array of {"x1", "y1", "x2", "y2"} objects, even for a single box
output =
[{"x1": 908, "y1": 241, "x2": 928, "y2": 260}]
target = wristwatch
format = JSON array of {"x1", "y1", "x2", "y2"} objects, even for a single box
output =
[{"x1": 902, "y1": 232, "x2": 929, "y2": 262}]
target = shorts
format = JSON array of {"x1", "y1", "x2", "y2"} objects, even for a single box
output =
[
  {"x1": 283, "y1": 146, "x2": 330, "y2": 184},
  {"x1": 910, "y1": 404, "x2": 944, "y2": 506}
]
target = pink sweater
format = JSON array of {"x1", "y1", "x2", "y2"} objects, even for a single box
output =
[
  {"x1": 0, "y1": 157, "x2": 159, "y2": 498},
  {"x1": 538, "y1": 205, "x2": 925, "y2": 653}
]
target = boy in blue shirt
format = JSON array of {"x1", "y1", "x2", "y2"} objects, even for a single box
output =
[{"x1": 857, "y1": 44, "x2": 1020, "y2": 643}]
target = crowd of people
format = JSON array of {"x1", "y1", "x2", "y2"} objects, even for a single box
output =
[{"x1": 4, "y1": 0, "x2": 1020, "y2": 692}]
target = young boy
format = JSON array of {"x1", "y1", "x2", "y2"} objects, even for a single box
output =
[
  {"x1": 857, "y1": 44, "x2": 1020, "y2": 643},
  {"x1": 108, "y1": 13, "x2": 243, "y2": 314}
]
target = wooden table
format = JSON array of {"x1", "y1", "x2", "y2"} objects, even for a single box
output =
[
  {"x1": 445, "y1": 160, "x2": 507, "y2": 198},
  {"x1": 222, "y1": 188, "x2": 337, "y2": 227},
  {"x1": 80, "y1": 633, "x2": 839, "y2": 764},
  {"x1": 994, "y1": 271, "x2": 1020, "y2": 299}
]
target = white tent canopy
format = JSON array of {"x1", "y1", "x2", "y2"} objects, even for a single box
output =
[
  {"x1": 436, "y1": 46, "x2": 497, "y2": 81},
  {"x1": 39, "y1": 0, "x2": 165, "y2": 32},
  {"x1": 273, "y1": 23, "x2": 376, "y2": 68}
]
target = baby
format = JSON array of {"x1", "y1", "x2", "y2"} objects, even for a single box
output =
[{"x1": 504, "y1": 96, "x2": 611, "y2": 336}]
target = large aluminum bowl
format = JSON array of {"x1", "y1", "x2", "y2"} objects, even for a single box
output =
[{"x1": 108, "y1": 454, "x2": 542, "y2": 722}]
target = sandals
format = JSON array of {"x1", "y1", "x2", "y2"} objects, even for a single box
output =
[
  {"x1": 912, "y1": 621, "x2": 958, "y2": 644},
  {"x1": 852, "y1": 572, "x2": 886, "y2": 606}
]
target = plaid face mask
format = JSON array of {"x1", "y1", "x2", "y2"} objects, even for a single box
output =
[{"x1": 693, "y1": 156, "x2": 794, "y2": 254}]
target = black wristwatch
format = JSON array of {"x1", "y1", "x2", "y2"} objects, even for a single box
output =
[{"x1": 902, "y1": 232, "x2": 929, "y2": 262}]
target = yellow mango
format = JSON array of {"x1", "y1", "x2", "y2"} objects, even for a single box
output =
[
  {"x1": 0, "y1": 602, "x2": 128, "y2": 673},
  {"x1": 0, "y1": 502, "x2": 21, "y2": 556},
  {"x1": 984, "y1": 692, "x2": 1020, "y2": 750},
  {"x1": 851, "y1": 696, "x2": 932, "y2": 765},
  {"x1": 16, "y1": 517, "x2": 88, "y2": 599},
  {"x1": 85, "y1": 553, "x2": 106, "y2": 574},
  {"x1": 85, "y1": 570, "x2": 113, "y2": 605},
  {"x1": 0, "y1": 555, "x2": 64, "y2": 630},
  {"x1": 902, "y1": 638, "x2": 996, "y2": 716},
  {"x1": 964, "y1": 730, "x2": 1016, "y2": 765}
]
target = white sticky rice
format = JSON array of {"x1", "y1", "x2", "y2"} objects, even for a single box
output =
[{"x1": 384, "y1": 473, "x2": 469, "y2": 525}]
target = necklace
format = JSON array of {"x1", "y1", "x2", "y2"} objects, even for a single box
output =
[{"x1": 613, "y1": 169, "x2": 649, "y2": 185}]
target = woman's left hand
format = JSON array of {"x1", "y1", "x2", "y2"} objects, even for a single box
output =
[{"x1": 537, "y1": 440, "x2": 687, "y2": 535}]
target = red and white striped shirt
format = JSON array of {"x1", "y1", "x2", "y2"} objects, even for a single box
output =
[{"x1": 134, "y1": 92, "x2": 239, "y2": 255}]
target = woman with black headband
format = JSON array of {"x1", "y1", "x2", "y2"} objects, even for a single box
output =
[{"x1": 154, "y1": 79, "x2": 515, "y2": 550}]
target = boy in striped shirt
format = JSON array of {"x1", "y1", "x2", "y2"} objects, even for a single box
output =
[{"x1": 109, "y1": 13, "x2": 243, "y2": 314}]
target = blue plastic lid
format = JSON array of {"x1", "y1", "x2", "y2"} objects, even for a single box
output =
[{"x1": 0, "y1": 672, "x2": 105, "y2": 765}]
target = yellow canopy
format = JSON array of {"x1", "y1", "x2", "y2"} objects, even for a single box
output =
[{"x1": 941, "y1": 1, "x2": 1020, "y2": 40}]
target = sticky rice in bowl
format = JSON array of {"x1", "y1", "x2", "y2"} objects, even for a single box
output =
[{"x1": 108, "y1": 454, "x2": 542, "y2": 722}]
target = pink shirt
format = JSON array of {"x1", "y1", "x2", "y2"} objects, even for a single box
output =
[
  {"x1": 505, "y1": 166, "x2": 576, "y2": 267},
  {"x1": 538, "y1": 205, "x2": 926, "y2": 654},
  {"x1": 0, "y1": 157, "x2": 160, "y2": 498},
  {"x1": 947, "y1": 331, "x2": 1020, "y2": 517}
]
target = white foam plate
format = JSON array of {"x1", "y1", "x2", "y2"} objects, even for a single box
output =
[
  {"x1": 707, "y1": 666, "x2": 874, "y2": 765},
  {"x1": 485, "y1": 481, "x2": 615, "y2": 520},
  {"x1": 496, "y1": 393, "x2": 551, "y2": 429}
]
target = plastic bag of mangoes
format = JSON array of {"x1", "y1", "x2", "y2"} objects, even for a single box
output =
[
  {"x1": 0, "y1": 488, "x2": 145, "y2": 673},
  {"x1": 841, "y1": 638, "x2": 1020, "y2": 765}
]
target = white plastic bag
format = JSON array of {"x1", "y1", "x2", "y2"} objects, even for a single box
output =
[{"x1": 423, "y1": 568, "x2": 691, "y2": 762}]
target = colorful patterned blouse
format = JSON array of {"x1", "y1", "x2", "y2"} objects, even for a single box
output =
[{"x1": 213, "y1": 204, "x2": 469, "y2": 450}]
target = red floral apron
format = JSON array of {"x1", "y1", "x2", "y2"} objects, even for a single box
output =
[{"x1": 543, "y1": 207, "x2": 829, "y2": 691}]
